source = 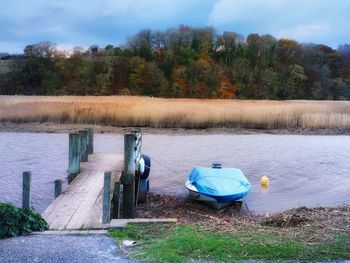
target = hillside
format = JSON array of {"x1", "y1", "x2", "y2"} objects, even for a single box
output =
[{"x1": 1, "y1": 26, "x2": 350, "y2": 100}]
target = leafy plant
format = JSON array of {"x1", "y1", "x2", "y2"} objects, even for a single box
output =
[{"x1": 0, "y1": 203, "x2": 48, "y2": 238}]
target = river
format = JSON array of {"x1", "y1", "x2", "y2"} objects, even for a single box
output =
[{"x1": 0, "y1": 132, "x2": 349, "y2": 214}]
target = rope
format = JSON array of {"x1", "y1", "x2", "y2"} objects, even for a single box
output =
[{"x1": 147, "y1": 155, "x2": 188, "y2": 176}]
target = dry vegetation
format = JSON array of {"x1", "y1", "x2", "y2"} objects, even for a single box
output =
[
  {"x1": 139, "y1": 193, "x2": 350, "y2": 241},
  {"x1": 1, "y1": 96, "x2": 350, "y2": 130}
]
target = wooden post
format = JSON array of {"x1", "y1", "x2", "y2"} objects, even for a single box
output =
[
  {"x1": 111, "y1": 182, "x2": 121, "y2": 219},
  {"x1": 86, "y1": 128, "x2": 94, "y2": 155},
  {"x1": 102, "y1": 172, "x2": 112, "y2": 224},
  {"x1": 68, "y1": 133, "x2": 80, "y2": 183},
  {"x1": 79, "y1": 130, "x2": 88, "y2": 162},
  {"x1": 22, "y1": 171, "x2": 31, "y2": 210},
  {"x1": 54, "y1": 179, "x2": 62, "y2": 198},
  {"x1": 121, "y1": 133, "x2": 137, "y2": 219}
]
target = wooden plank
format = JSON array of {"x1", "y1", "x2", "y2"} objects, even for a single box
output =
[
  {"x1": 64, "y1": 171, "x2": 103, "y2": 229},
  {"x1": 109, "y1": 218, "x2": 178, "y2": 228},
  {"x1": 42, "y1": 153, "x2": 123, "y2": 230},
  {"x1": 42, "y1": 167, "x2": 91, "y2": 227},
  {"x1": 32, "y1": 230, "x2": 108, "y2": 235},
  {"x1": 67, "y1": 155, "x2": 122, "y2": 230},
  {"x1": 82, "y1": 171, "x2": 119, "y2": 229}
]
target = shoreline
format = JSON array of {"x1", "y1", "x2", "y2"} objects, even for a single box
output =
[
  {"x1": 1, "y1": 122, "x2": 350, "y2": 135},
  {"x1": 113, "y1": 194, "x2": 350, "y2": 262}
]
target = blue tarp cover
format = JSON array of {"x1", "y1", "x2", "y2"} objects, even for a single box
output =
[{"x1": 189, "y1": 167, "x2": 251, "y2": 197}]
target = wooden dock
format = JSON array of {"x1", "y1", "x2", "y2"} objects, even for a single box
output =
[{"x1": 42, "y1": 153, "x2": 123, "y2": 230}]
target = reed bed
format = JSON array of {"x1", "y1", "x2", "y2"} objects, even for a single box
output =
[{"x1": 1, "y1": 96, "x2": 350, "y2": 130}]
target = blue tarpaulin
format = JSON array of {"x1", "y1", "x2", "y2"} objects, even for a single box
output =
[{"x1": 189, "y1": 167, "x2": 251, "y2": 198}]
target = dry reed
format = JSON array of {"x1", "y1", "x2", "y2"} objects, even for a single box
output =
[{"x1": 1, "y1": 96, "x2": 350, "y2": 130}]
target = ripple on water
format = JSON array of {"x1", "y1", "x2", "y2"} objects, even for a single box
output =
[{"x1": 0, "y1": 132, "x2": 349, "y2": 214}]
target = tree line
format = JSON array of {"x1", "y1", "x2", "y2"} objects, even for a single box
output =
[{"x1": 1, "y1": 25, "x2": 350, "y2": 100}]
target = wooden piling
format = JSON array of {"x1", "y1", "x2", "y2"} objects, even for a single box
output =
[
  {"x1": 86, "y1": 128, "x2": 94, "y2": 155},
  {"x1": 102, "y1": 172, "x2": 112, "y2": 224},
  {"x1": 22, "y1": 171, "x2": 31, "y2": 210},
  {"x1": 54, "y1": 179, "x2": 62, "y2": 198},
  {"x1": 68, "y1": 133, "x2": 80, "y2": 183},
  {"x1": 79, "y1": 130, "x2": 88, "y2": 162},
  {"x1": 111, "y1": 182, "x2": 121, "y2": 219},
  {"x1": 121, "y1": 133, "x2": 137, "y2": 218}
]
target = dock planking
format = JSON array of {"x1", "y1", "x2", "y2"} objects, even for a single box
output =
[{"x1": 42, "y1": 153, "x2": 123, "y2": 230}]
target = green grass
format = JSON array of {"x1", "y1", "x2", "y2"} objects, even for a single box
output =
[{"x1": 109, "y1": 224, "x2": 350, "y2": 262}]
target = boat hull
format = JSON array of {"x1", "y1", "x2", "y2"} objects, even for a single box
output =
[{"x1": 185, "y1": 179, "x2": 247, "y2": 209}]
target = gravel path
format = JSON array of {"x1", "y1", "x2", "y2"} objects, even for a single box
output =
[{"x1": 0, "y1": 234, "x2": 137, "y2": 263}]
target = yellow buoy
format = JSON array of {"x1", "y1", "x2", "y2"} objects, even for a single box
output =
[{"x1": 260, "y1": 175, "x2": 269, "y2": 186}]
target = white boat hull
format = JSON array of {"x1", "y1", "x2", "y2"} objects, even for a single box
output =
[{"x1": 185, "y1": 179, "x2": 242, "y2": 209}]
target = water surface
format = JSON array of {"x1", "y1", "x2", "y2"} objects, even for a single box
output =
[{"x1": 0, "y1": 132, "x2": 349, "y2": 214}]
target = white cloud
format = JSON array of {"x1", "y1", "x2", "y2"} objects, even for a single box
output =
[
  {"x1": 277, "y1": 23, "x2": 331, "y2": 42},
  {"x1": 1, "y1": 0, "x2": 349, "y2": 52},
  {"x1": 207, "y1": 0, "x2": 350, "y2": 46},
  {"x1": 208, "y1": 0, "x2": 284, "y2": 25},
  {"x1": 101, "y1": 0, "x2": 179, "y2": 19},
  {"x1": 56, "y1": 43, "x2": 78, "y2": 52}
]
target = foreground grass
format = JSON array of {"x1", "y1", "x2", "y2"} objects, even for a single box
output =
[
  {"x1": 109, "y1": 224, "x2": 350, "y2": 262},
  {"x1": 1, "y1": 96, "x2": 350, "y2": 129}
]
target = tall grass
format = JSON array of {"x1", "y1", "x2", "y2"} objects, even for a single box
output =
[{"x1": 1, "y1": 96, "x2": 350, "y2": 129}]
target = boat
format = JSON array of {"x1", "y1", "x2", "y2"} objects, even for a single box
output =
[{"x1": 185, "y1": 165, "x2": 251, "y2": 209}]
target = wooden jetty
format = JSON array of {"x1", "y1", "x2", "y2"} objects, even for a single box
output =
[
  {"x1": 18, "y1": 128, "x2": 175, "y2": 231},
  {"x1": 39, "y1": 128, "x2": 151, "y2": 230},
  {"x1": 42, "y1": 153, "x2": 123, "y2": 230}
]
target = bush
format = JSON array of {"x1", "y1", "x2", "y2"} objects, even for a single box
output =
[{"x1": 0, "y1": 203, "x2": 48, "y2": 238}]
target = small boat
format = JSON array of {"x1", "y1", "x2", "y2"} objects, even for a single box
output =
[{"x1": 185, "y1": 165, "x2": 251, "y2": 209}]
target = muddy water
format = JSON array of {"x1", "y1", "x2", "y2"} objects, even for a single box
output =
[{"x1": 0, "y1": 132, "x2": 349, "y2": 214}]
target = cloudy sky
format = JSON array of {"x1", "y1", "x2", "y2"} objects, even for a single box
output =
[{"x1": 1, "y1": 0, "x2": 349, "y2": 53}]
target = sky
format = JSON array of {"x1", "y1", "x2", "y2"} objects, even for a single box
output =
[{"x1": 0, "y1": 0, "x2": 350, "y2": 53}]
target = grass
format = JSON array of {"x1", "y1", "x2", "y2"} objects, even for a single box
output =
[
  {"x1": 1, "y1": 95, "x2": 350, "y2": 130},
  {"x1": 109, "y1": 223, "x2": 350, "y2": 262}
]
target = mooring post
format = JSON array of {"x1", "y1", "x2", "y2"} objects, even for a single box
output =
[
  {"x1": 121, "y1": 133, "x2": 137, "y2": 219},
  {"x1": 111, "y1": 182, "x2": 121, "y2": 219},
  {"x1": 68, "y1": 133, "x2": 81, "y2": 183},
  {"x1": 54, "y1": 179, "x2": 62, "y2": 198},
  {"x1": 79, "y1": 130, "x2": 88, "y2": 162},
  {"x1": 102, "y1": 171, "x2": 112, "y2": 224},
  {"x1": 22, "y1": 171, "x2": 31, "y2": 210},
  {"x1": 86, "y1": 127, "x2": 94, "y2": 155}
]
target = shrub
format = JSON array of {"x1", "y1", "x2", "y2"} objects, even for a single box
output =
[{"x1": 0, "y1": 203, "x2": 48, "y2": 238}]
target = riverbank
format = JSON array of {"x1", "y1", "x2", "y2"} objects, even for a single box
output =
[
  {"x1": 138, "y1": 193, "x2": 350, "y2": 233},
  {"x1": 1, "y1": 122, "x2": 350, "y2": 135},
  {"x1": 109, "y1": 193, "x2": 350, "y2": 262}
]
